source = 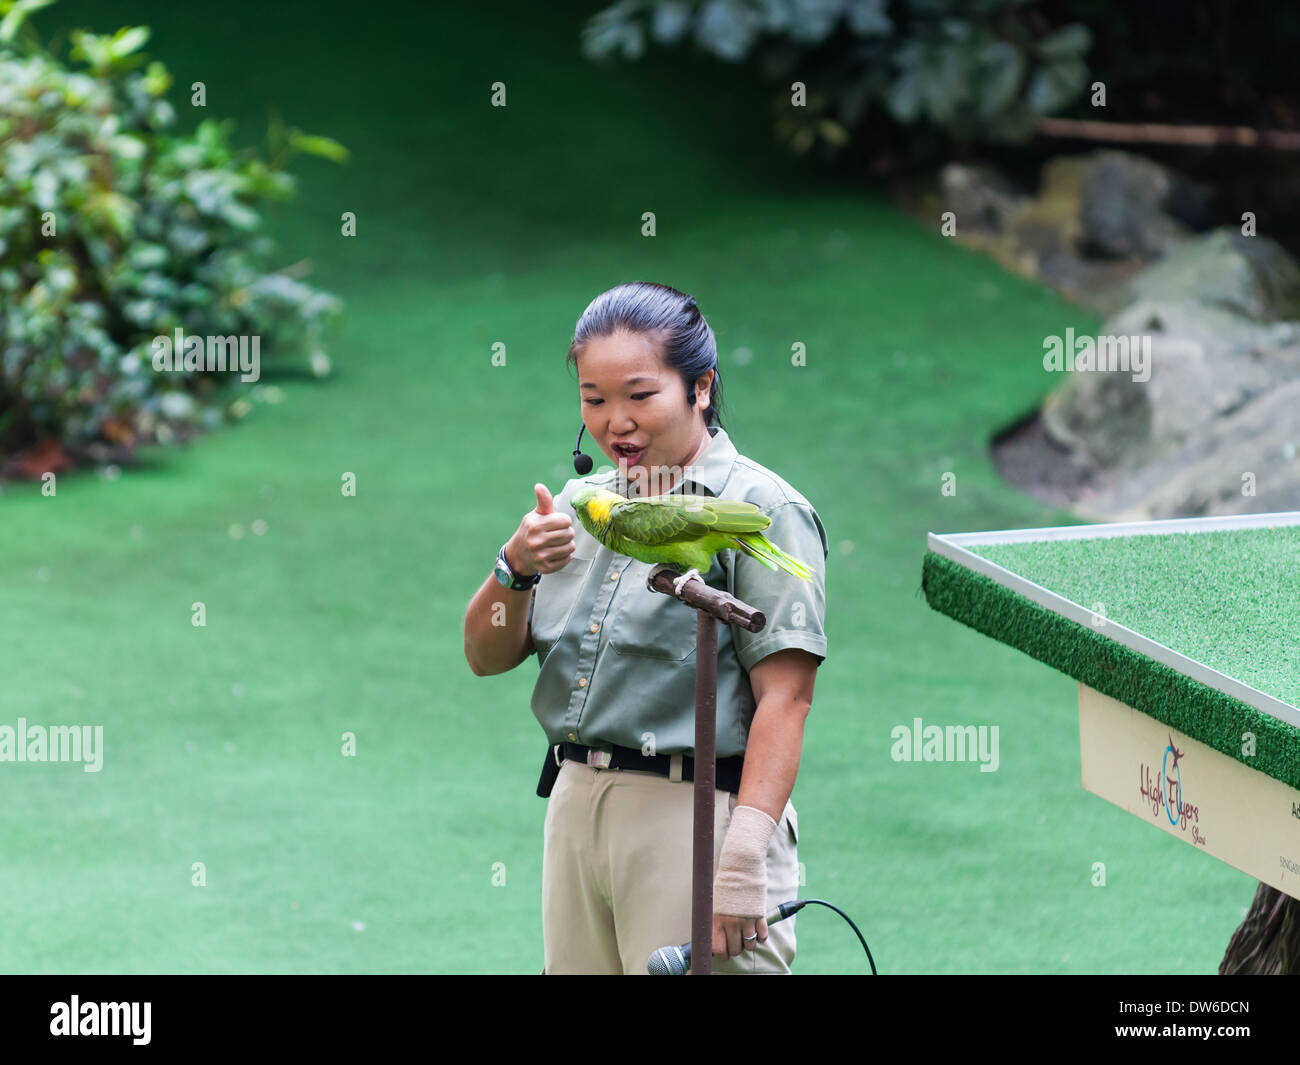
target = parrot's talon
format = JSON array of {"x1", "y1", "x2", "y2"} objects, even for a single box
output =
[{"x1": 671, "y1": 568, "x2": 704, "y2": 597}]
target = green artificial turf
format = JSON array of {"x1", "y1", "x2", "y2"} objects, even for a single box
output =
[
  {"x1": 2, "y1": 0, "x2": 1264, "y2": 976},
  {"x1": 922, "y1": 541, "x2": 1300, "y2": 793},
  {"x1": 973, "y1": 527, "x2": 1300, "y2": 709}
]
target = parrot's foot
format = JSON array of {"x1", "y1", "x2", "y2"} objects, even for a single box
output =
[{"x1": 671, "y1": 568, "x2": 704, "y2": 597}]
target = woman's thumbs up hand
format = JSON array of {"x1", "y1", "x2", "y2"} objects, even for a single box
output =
[{"x1": 506, "y1": 483, "x2": 575, "y2": 577}]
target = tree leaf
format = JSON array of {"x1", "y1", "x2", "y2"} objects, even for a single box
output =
[
  {"x1": 975, "y1": 38, "x2": 1024, "y2": 118},
  {"x1": 110, "y1": 26, "x2": 150, "y2": 60},
  {"x1": 1026, "y1": 57, "x2": 1086, "y2": 113},
  {"x1": 695, "y1": 0, "x2": 761, "y2": 62},
  {"x1": 0, "y1": 0, "x2": 57, "y2": 45},
  {"x1": 651, "y1": 0, "x2": 693, "y2": 43},
  {"x1": 287, "y1": 131, "x2": 350, "y2": 163},
  {"x1": 1035, "y1": 23, "x2": 1091, "y2": 60},
  {"x1": 846, "y1": 0, "x2": 891, "y2": 37}
]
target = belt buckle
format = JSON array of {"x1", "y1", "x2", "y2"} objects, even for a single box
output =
[{"x1": 586, "y1": 747, "x2": 612, "y2": 769}]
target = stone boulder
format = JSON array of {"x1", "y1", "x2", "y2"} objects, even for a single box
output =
[
  {"x1": 1079, "y1": 149, "x2": 1209, "y2": 260},
  {"x1": 1104, "y1": 377, "x2": 1300, "y2": 519},
  {"x1": 926, "y1": 151, "x2": 1210, "y2": 315},
  {"x1": 1124, "y1": 228, "x2": 1300, "y2": 321},
  {"x1": 937, "y1": 163, "x2": 1029, "y2": 234},
  {"x1": 1028, "y1": 226, "x2": 1300, "y2": 519},
  {"x1": 1041, "y1": 299, "x2": 1300, "y2": 470}
]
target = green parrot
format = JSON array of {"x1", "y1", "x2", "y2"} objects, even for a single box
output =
[{"x1": 569, "y1": 485, "x2": 814, "y2": 595}]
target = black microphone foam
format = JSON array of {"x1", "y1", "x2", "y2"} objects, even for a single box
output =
[{"x1": 572, "y1": 423, "x2": 593, "y2": 474}]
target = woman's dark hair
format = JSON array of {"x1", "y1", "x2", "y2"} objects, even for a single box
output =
[{"x1": 566, "y1": 282, "x2": 726, "y2": 431}]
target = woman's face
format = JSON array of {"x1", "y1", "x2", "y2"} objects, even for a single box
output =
[{"x1": 576, "y1": 329, "x2": 714, "y2": 495}]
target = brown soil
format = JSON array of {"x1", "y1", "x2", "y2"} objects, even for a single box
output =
[{"x1": 989, "y1": 411, "x2": 1107, "y2": 511}]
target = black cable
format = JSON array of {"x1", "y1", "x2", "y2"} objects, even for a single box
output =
[{"x1": 775, "y1": 898, "x2": 877, "y2": 974}]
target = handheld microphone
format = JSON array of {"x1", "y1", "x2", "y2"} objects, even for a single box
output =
[
  {"x1": 572, "y1": 424, "x2": 593, "y2": 474},
  {"x1": 646, "y1": 901, "x2": 804, "y2": 975}
]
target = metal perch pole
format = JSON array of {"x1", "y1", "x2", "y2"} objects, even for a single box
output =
[{"x1": 646, "y1": 563, "x2": 766, "y2": 976}]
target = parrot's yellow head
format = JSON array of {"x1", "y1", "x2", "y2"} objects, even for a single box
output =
[{"x1": 571, "y1": 485, "x2": 622, "y2": 536}]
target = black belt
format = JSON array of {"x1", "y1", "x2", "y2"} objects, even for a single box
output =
[{"x1": 536, "y1": 742, "x2": 744, "y2": 798}]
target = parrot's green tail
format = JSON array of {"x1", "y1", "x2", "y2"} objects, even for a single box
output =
[{"x1": 731, "y1": 532, "x2": 814, "y2": 581}]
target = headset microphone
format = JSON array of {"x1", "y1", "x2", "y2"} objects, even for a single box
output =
[{"x1": 572, "y1": 424, "x2": 593, "y2": 474}]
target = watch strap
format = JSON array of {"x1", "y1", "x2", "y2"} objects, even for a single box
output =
[{"x1": 498, "y1": 543, "x2": 540, "y2": 590}]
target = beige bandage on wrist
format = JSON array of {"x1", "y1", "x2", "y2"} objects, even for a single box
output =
[{"x1": 713, "y1": 805, "x2": 778, "y2": 918}]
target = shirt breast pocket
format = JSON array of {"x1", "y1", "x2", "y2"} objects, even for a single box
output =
[
  {"x1": 530, "y1": 555, "x2": 594, "y2": 649},
  {"x1": 608, "y1": 563, "x2": 701, "y2": 662}
]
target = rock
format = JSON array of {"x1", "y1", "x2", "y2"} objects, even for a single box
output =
[
  {"x1": 1079, "y1": 150, "x2": 1206, "y2": 260},
  {"x1": 1125, "y1": 227, "x2": 1300, "y2": 321},
  {"x1": 972, "y1": 157, "x2": 1300, "y2": 522},
  {"x1": 937, "y1": 163, "x2": 1029, "y2": 234},
  {"x1": 934, "y1": 154, "x2": 1184, "y2": 314},
  {"x1": 989, "y1": 155, "x2": 1138, "y2": 303},
  {"x1": 1006, "y1": 155, "x2": 1090, "y2": 261},
  {"x1": 1082, "y1": 377, "x2": 1300, "y2": 520},
  {"x1": 1040, "y1": 299, "x2": 1300, "y2": 470}
]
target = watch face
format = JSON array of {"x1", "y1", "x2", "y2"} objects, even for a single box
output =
[{"x1": 493, "y1": 557, "x2": 514, "y2": 587}]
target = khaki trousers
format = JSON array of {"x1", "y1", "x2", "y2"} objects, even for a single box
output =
[{"x1": 542, "y1": 758, "x2": 799, "y2": 974}]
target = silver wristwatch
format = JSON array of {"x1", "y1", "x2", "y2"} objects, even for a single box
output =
[{"x1": 494, "y1": 542, "x2": 540, "y2": 591}]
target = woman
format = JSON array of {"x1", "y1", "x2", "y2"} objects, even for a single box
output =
[{"x1": 463, "y1": 282, "x2": 828, "y2": 974}]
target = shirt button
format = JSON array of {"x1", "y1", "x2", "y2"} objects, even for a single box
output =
[
  {"x1": 577, "y1": 677, "x2": 587, "y2": 687},
  {"x1": 567, "y1": 732, "x2": 577, "y2": 742},
  {"x1": 609, "y1": 571, "x2": 619, "y2": 581},
  {"x1": 589, "y1": 623, "x2": 599, "y2": 633}
]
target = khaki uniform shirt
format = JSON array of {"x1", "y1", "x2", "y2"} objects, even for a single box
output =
[{"x1": 528, "y1": 425, "x2": 828, "y2": 759}]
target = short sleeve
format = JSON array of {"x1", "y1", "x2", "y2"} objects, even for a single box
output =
[{"x1": 729, "y1": 501, "x2": 828, "y2": 672}]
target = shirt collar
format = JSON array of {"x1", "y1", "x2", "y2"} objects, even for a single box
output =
[{"x1": 590, "y1": 424, "x2": 736, "y2": 498}]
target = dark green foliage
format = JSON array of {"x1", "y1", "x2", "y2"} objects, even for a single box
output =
[
  {"x1": 581, "y1": 0, "x2": 1092, "y2": 157},
  {"x1": 0, "y1": 0, "x2": 346, "y2": 468}
]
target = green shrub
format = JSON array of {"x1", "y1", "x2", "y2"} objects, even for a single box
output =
[
  {"x1": 581, "y1": 0, "x2": 1091, "y2": 158},
  {"x1": 0, "y1": 0, "x2": 346, "y2": 471}
]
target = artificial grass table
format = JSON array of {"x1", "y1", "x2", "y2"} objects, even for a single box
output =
[{"x1": 922, "y1": 512, "x2": 1300, "y2": 902}]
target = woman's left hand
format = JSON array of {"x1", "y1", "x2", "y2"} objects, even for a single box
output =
[{"x1": 713, "y1": 913, "x2": 769, "y2": 957}]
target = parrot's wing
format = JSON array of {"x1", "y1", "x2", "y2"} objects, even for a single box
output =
[{"x1": 610, "y1": 494, "x2": 770, "y2": 546}]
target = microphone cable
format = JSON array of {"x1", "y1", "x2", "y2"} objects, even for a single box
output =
[{"x1": 771, "y1": 898, "x2": 877, "y2": 974}]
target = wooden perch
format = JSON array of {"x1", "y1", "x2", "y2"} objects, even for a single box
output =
[
  {"x1": 644, "y1": 561, "x2": 766, "y2": 974},
  {"x1": 1036, "y1": 116, "x2": 1300, "y2": 150},
  {"x1": 645, "y1": 564, "x2": 766, "y2": 632}
]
